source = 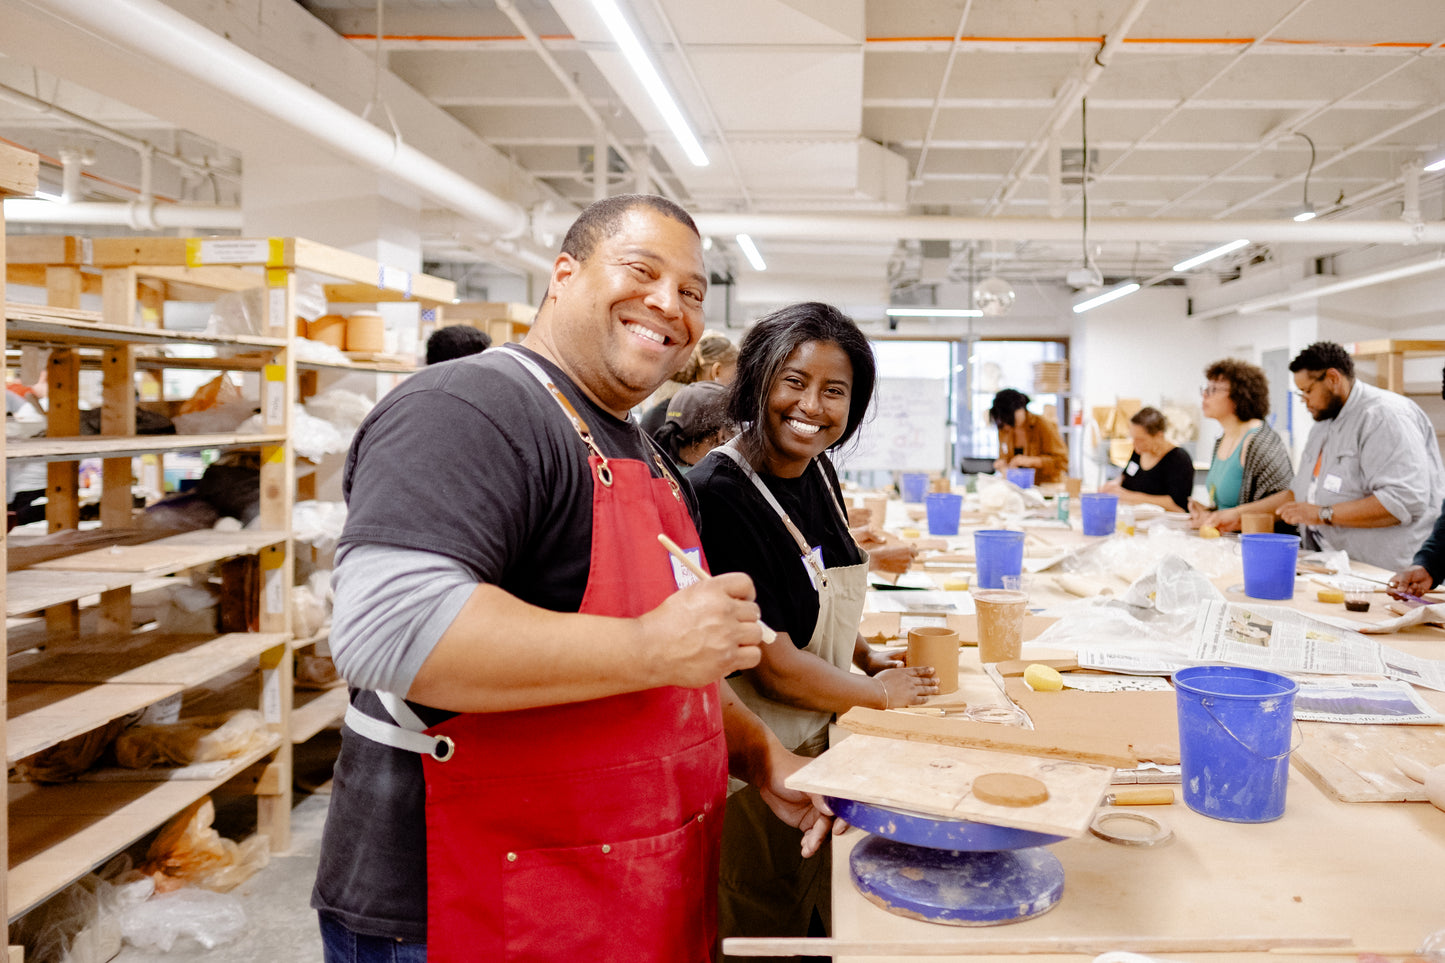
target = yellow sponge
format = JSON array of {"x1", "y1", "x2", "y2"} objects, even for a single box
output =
[
  {"x1": 1317, "y1": 588, "x2": 1345, "y2": 603},
  {"x1": 1198, "y1": 525, "x2": 1221, "y2": 539},
  {"x1": 1023, "y1": 664, "x2": 1064, "y2": 692},
  {"x1": 901, "y1": 527, "x2": 921, "y2": 539}
]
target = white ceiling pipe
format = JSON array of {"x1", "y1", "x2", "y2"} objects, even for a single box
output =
[
  {"x1": 3, "y1": 199, "x2": 244, "y2": 230},
  {"x1": 536, "y1": 212, "x2": 1445, "y2": 246},
  {"x1": 16, "y1": 0, "x2": 528, "y2": 239}
]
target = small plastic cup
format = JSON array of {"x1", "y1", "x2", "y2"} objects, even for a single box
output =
[
  {"x1": 1240, "y1": 533, "x2": 1300, "y2": 600},
  {"x1": 1080, "y1": 492, "x2": 1119, "y2": 536},
  {"x1": 972, "y1": 588, "x2": 1028, "y2": 664},
  {"x1": 973, "y1": 529, "x2": 1025, "y2": 590},
  {"x1": 924, "y1": 491, "x2": 964, "y2": 536},
  {"x1": 1005, "y1": 467, "x2": 1036, "y2": 489},
  {"x1": 900, "y1": 472, "x2": 928, "y2": 503}
]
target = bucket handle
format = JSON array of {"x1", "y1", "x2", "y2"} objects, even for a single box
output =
[{"x1": 1198, "y1": 697, "x2": 1302, "y2": 762}]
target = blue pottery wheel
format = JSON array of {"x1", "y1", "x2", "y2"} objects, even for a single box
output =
[{"x1": 829, "y1": 797, "x2": 1065, "y2": 926}]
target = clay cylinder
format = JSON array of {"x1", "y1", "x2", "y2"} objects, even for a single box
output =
[
  {"x1": 864, "y1": 495, "x2": 888, "y2": 530},
  {"x1": 972, "y1": 589, "x2": 1028, "y2": 664},
  {"x1": 906, "y1": 626, "x2": 959, "y2": 695},
  {"x1": 345, "y1": 312, "x2": 385, "y2": 353},
  {"x1": 306, "y1": 313, "x2": 346, "y2": 348},
  {"x1": 929, "y1": 476, "x2": 952, "y2": 493},
  {"x1": 1064, "y1": 477, "x2": 1083, "y2": 498},
  {"x1": 1241, "y1": 512, "x2": 1274, "y2": 534}
]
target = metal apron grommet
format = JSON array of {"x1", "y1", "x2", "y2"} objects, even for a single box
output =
[{"x1": 432, "y1": 735, "x2": 456, "y2": 762}]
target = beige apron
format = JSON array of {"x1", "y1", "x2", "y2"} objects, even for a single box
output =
[{"x1": 714, "y1": 444, "x2": 870, "y2": 961}]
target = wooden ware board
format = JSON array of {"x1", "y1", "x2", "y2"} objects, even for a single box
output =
[
  {"x1": 6, "y1": 569, "x2": 133, "y2": 616},
  {"x1": 785, "y1": 732, "x2": 1114, "y2": 837},
  {"x1": 1002, "y1": 678, "x2": 1181, "y2": 765},
  {"x1": 32, "y1": 544, "x2": 219, "y2": 574},
  {"x1": 1291, "y1": 721, "x2": 1445, "y2": 802},
  {"x1": 10, "y1": 632, "x2": 288, "y2": 686},
  {"x1": 837, "y1": 706, "x2": 1136, "y2": 768}
]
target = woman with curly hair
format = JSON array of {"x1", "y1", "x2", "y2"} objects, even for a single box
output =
[{"x1": 1190, "y1": 358, "x2": 1295, "y2": 532}]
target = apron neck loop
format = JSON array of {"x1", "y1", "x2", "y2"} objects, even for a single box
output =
[{"x1": 502, "y1": 346, "x2": 614, "y2": 487}]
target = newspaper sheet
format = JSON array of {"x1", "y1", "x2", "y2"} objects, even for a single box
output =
[
  {"x1": 1292, "y1": 676, "x2": 1445, "y2": 724},
  {"x1": 1192, "y1": 600, "x2": 1445, "y2": 692}
]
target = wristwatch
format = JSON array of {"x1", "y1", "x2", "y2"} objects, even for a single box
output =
[{"x1": 1318, "y1": 504, "x2": 1334, "y2": 525}]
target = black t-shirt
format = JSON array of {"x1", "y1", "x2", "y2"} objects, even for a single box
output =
[
  {"x1": 1120, "y1": 445, "x2": 1195, "y2": 511},
  {"x1": 690, "y1": 449, "x2": 860, "y2": 647},
  {"x1": 314, "y1": 344, "x2": 698, "y2": 940}
]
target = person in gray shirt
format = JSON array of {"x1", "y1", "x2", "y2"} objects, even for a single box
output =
[{"x1": 1267, "y1": 341, "x2": 1445, "y2": 571}]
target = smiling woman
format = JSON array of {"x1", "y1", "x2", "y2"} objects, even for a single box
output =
[{"x1": 688, "y1": 302, "x2": 939, "y2": 952}]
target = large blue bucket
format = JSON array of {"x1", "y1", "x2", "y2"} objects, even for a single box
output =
[{"x1": 1174, "y1": 666, "x2": 1298, "y2": 823}]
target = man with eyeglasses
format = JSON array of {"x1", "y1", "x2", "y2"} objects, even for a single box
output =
[{"x1": 1272, "y1": 341, "x2": 1445, "y2": 570}]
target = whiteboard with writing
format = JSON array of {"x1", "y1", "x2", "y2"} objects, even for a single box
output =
[{"x1": 834, "y1": 377, "x2": 950, "y2": 472}]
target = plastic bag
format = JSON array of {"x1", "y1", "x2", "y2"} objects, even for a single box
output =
[
  {"x1": 120, "y1": 888, "x2": 247, "y2": 952},
  {"x1": 203, "y1": 287, "x2": 266, "y2": 338},
  {"x1": 114, "y1": 710, "x2": 272, "y2": 770},
  {"x1": 138, "y1": 797, "x2": 270, "y2": 894},
  {"x1": 292, "y1": 500, "x2": 348, "y2": 555},
  {"x1": 237, "y1": 404, "x2": 343, "y2": 461},
  {"x1": 172, "y1": 397, "x2": 258, "y2": 435},
  {"x1": 11, "y1": 857, "x2": 144, "y2": 963},
  {"x1": 304, "y1": 386, "x2": 376, "y2": 436},
  {"x1": 177, "y1": 373, "x2": 245, "y2": 416},
  {"x1": 154, "y1": 582, "x2": 219, "y2": 635}
]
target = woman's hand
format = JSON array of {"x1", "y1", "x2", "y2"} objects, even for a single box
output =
[
  {"x1": 993, "y1": 456, "x2": 1009, "y2": 472},
  {"x1": 1388, "y1": 565, "x2": 1435, "y2": 599},
  {"x1": 858, "y1": 645, "x2": 904, "y2": 676},
  {"x1": 867, "y1": 543, "x2": 917, "y2": 575},
  {"x1": 875, "y1": 665, "x2": 939, "y2": 707}
]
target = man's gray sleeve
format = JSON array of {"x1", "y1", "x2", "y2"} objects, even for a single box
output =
[{"x1": 328, "y1": 542, "x2": 477, "y2": 695}]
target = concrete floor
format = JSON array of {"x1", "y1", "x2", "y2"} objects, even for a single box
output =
[{"x1": 108, "y1": 732, "x2": 340, "y2": 962}]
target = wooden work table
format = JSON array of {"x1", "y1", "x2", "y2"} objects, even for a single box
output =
[{"x1": 817, "y1": 509, "x2": 1445, "y2": 962}]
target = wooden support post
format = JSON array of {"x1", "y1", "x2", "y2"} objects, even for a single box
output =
[
  {"x1": 44, "y1": 349, "x2": 81, "y2": 636},
  {"x1": 100, "y1": 344, "x2": 138, "y2": 528},
  {"x1": 256, "y1": 641, "x2": 293, "y2": 854}
]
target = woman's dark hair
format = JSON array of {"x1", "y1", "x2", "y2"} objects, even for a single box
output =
[
  {"x1": 1130, "y1": 406, "x2": 1168, "y2": 436},
  {"x1": 1204, "y1": 358, "x2": 1271, "y2": 421},
  {"x1": 988, "y1": 388, "x2": 1031, "y2": 429},
  {"x1": 728, "y1": 302, "x2": 876, "y2": 454}
]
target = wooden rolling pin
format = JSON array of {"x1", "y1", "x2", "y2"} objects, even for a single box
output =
[{"x1": 1102, "y1": 787, "x2": 1175, "y2": 806}]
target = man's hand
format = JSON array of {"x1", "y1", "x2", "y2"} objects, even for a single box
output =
[
  {"x1": 1389, "y1": 565, "x2": 1435, "y2": 599},
  {"x1": 756, "y1": 749, "x2": 847, "y2": 858},
  {"x1": 1276, "y1": 501, "x2": 1321, "y2": 527},
  {"x1": 635, "y1": 572, "x2": 764, "y2": 687}
]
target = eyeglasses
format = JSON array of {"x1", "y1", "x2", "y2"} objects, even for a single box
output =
[
  {"x1": 1295, "y1": 373, "x2": 1325, "y2": 402},
  {"x1": 1200, "y1": 384, "x2": 1229, "y2": 397}
]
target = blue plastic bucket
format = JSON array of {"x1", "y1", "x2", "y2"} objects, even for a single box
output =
[
  {"x1": 1174, "y1": 666, "x2": 1298, "y2": 823},
  {"x1": 924, "y1": 491, "x2": 963, "y2": 536},
  {"x1": 1240, "y1": 533, "x2": 1299, "y2": 600},
  {"x1": 1079, "y1": 492, "x2": 1118, "y2": 536},
  {"x1": 1005, "y1": 467, "x2": 1036, "y2": 489},
  {"x1": 901, "y1": 472, "x2": 929, "y2": 503},
  {"x1": 973, "y1": 529, "x2": 1025, "y2": 589}
]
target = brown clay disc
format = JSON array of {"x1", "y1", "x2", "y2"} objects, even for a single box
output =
[{"x1": 973, "y1": 772, "x2": 1050, "y2": 807}]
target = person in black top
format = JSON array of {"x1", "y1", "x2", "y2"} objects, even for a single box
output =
[
  {"x1": 653, "y1": 378, "x2": 736, "y2": 474},
  {"x1": 424, "y1": 324, "x2": 491, "y2": 365},
  {"x1": 690, "y1": 302, "x2": 937, "y2": 956},
  {"x1": 1102, "y1": 406, "x2": 1195, "y2": 511}
]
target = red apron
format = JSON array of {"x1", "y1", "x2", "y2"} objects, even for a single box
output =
[{"x1": 419, "y1": 438, "x2": 726, "y2": 960}]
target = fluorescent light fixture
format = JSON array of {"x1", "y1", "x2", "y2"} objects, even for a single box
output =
[
  {"x1": 1291, "y1": 205, "x2": 1317, "y2": 222},
  {"x1": 1072, "y1": 281, "x2": 1141, "y2": 314},
  {"x1": 1424, "y1": 149, "x2": 1445, "y2": 173},
  {"x1": 590, "y1": 0, "x2": 709, "y2": 167},
  {"x1": 1237, "y1": 253, "x2": 1445, "y2": 315},
  {"x1": 735, "y1": 234, "x2": 766, "y2": 271},
  {"x1": 884, "y1": 307, "x2": 982, "y2": 318},
  {"x1": 1173, "y1": 239, "x2": 1249, "y2": 272}
]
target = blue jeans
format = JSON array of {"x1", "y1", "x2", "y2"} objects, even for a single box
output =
[{"x1": 318, "y1": 914, "x2": 427, "y2": 963}]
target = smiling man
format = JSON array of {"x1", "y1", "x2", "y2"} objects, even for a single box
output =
[
  {"x1": 1274, "y1": 341, "x2": 1445, "y2": 570},
  {"x1": 312, "y1": 195, "x2": 837, "y2": 963}
]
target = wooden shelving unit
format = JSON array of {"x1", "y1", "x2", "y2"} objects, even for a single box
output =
[{"x1": 2, "y1": 228, "x2": 454, "y2": 935}]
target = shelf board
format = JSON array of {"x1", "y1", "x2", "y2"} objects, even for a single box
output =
[
  {"x1": 7, "y1": 735, "x2": 282, "y2": 920},
  {"x1": 297, "y1": 357, "x2": 416, "y2": 374},
  {"x1": 6, "y1": 431, "x2": 286, "y2": 463},
  {"x1": 8, "y1": 531, "x2": 286, "y2": 616},
  {"x1": 291, "y1": 686, "x2": 348, "y2": 744},
  {"x1": 7, "y1": 632, "x2": 288, "y2": 764},
  {"x1": 6, "y1": 302, "x2": 285, "y2": 350}
]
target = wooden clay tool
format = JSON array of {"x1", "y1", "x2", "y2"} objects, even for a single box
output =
[
  {"x1": 658, "y1": 533, "x2": 777, "y2": 644},
  {"x1": 1102, "y1": 787, "x2": 1174, "y2": 806}
]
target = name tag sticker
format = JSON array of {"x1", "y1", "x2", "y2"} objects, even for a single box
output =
[
  {"x1": 1323, "y1": 473, "x2": 1344, "y2": 494},
  {"x1": 1125, "y1": 461, "x2": 1139, "y2": 476},
  {"x1": 670, "y1": 548, "x2": 704, "y2": 590}
]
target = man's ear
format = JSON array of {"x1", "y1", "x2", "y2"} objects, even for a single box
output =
[{"x1": 550, "y1": 252, "x2": 579, "y2": 297}]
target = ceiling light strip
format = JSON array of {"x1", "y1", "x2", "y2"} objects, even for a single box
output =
[
  {"x1": 735, "y1": 234, "x2": 766, "y2": 271},
  {"x1": 1173, "y1": 239, "x2": 1250, "y2": 272},
  {"x1": 1072, "y1": 282, "x2": 1141, "y2": 314},
  {"x1": 590, "y1": 0, "x2": 709, "y2": 167}
]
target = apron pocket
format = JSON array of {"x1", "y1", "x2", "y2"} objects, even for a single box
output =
[{"x1": 501, "y1": 812, "x2": 711, "y2": 963}]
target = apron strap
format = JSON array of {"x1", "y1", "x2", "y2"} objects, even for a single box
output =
[
  {"x1": 716, "y1": 441, "x2": 830, "y2": 591},
  {"x1": 501, "y1": 345, "x2": 618, "y2": 487},
  {"x1": 344, "y1": 694, "x2": 456, "y2": 761}
]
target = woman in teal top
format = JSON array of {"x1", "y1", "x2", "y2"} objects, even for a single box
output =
[{"x1": 1190, "y1": 358, "x2": 1295, "y2": 532}]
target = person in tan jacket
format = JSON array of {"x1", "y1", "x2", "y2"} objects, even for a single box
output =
[{"x1": 989, "y1": 388, "x2": 1068, "y2": 483}]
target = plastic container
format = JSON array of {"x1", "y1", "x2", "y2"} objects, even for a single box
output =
[
  {"x1": 1174, "y1": 666, "x2": 1298, "y2": 822},
  {"x1": 924, "y1": 491, "x2": 963, "y2": 536},
  {"x1": 1079, "y1": 492, "x2": 1119, "y2": 536},
  {"x1": 1005, "y1": 467, "x2": 1036, "y2": 489},
  {"x1": 900, "y1": 472, "x2": 928, "y2": 503},
  {"x1": 1240, "y1": 533, "x2": 1300, "y2": 600},
  {"x1": 973, "y1": 529, "x2": 1025, "y2": 590}
]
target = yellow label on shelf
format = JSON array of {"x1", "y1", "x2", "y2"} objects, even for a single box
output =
[
  {"x1": 263, "y1": 444, "x2": 286, "y2": 465},
  {"x1": 266, "y1": 267, "x2": 289, "y2": 288}
]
